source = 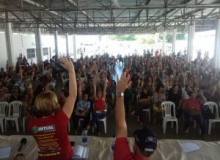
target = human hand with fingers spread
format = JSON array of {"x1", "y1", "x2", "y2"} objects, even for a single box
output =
[
  {"x1": 116, "y1": 72, "x2": 131, "y2": 93},
  {"x1": 60, "y1": 57, "x2": 74, "y2": 72}
]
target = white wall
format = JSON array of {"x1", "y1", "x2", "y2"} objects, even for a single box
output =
[
  {"x1": 0, "y1": 32, "x2": 70, "y2": 69},
  {"x1": 68, "y1": 34, "x2": 73, "y2": 56},
  {"x1": 57, "y1": 35, "x2": 66, "y2": 57},
  {"x1": 13, "y1": 33, "x2": 36, "y2": 64},
  {"x1": 41, "y1": 34, "x2": 55, "y2": 60}
]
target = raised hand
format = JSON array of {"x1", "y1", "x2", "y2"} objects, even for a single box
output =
[
  {"x1": 117, "y1": 72, "x2": 131, "y2": 93},
  {"x1": 60, "y1": 57, "x2": 74, "y2": 72}
]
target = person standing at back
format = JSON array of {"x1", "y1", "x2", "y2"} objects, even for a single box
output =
[
  {"x1": 27, "y1": 57, "x2": 77, "y2": 160},
  {"x1": 114, "y1": 72, "x2": 157, "y2": 160}
]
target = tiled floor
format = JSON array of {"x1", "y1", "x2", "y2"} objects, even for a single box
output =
[{"x1": 1, "y1": 62, "x2": 220, "y2": 141}]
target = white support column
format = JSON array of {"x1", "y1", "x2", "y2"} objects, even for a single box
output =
[
  {"x1": 172, "y1": 28, "x2": 177, "y2": 54},
  {"x1": 5, "y1": 22, "x2": 14, "y2": 66},
  {"x1": 214, "y1": 19, "x2": 220, "y2": 69},
  {"x1": 154, "y1": 32, "x2": 159, "y2": 50},
  {"x1": 54, "y1": 31, "x2": 59, "y2": 55},
  {"x1": 35, "y1": 28, "x2": 43, "y2": 64},
  {"x1": 73, "y1": 34, "x2": 76, "y2": 60},
  {"x1": 65, "y1": 33, "x2": 69, "y2": 56},
  {"x1": 163, "y1": 31, "x2": 166, "y2": 55},
  {"x1": 187, "y1": 21, "x2": 195, "y2": 62}
]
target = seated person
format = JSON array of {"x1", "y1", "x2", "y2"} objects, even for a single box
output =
[
  {"x1": 9, "y1": 86, "x2": 22, "y2": 102},
  {"x1": 73, "y1": 90, "x2": 91, "y2": 131},
  {"x1": 22, "y1": 93, "x2": 32, "y2": 118},
  {"x1": 183, "y1": 91, "x2": 205, "y2": 135},
  {"x1": 168, "y1": 85, "x2": 182, "y2": 118},
  {"x1": 153, "y1": 87, "x2": 166, "y2": 123},
  {"x1": 168, "y1": 85, "x2": 182, "y2": 107},
  {"x1": 27, "y1": 57, "x2": 77, "y2": 160},
  {"x1": 136, "y1": 86, "x2": 152, "y2": 124},
  {"x1": 114, "y1": 72, "x2": 157, "y2": 160},
  {"x1": 0, "y1": 88, "x2": 8, "y2": 101},
  {"x1": 91, "y1": 75, "x2": 107, "y2": 133}
]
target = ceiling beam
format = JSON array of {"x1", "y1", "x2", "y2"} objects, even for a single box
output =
[
  {"x1": 0, "y1": 3, "x2": 220, "y2": 11},
  {"x1": 203, "y1": 8, "x2": 217, "y2": 19},
  {"x1": 129, "y1": 0, "x2": 151, "y2": 25},
  {"x1": 26, "y1": 10, "x2": 51, "y2": 29},
  {"x1": 10, "y1": 11, "x2": 24, "y2": 22},
  {"x1": 66, "y1": 0, "x2": 96, "y2": 24}
]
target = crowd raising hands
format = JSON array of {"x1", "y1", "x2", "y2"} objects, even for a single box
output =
[{"x1": 1, "y1": 51, "x2": 220, "y2": 160}]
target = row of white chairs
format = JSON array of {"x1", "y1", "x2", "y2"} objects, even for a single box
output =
[
  {"x1": 0, "y1": 101, "x2": 23, "y2": 133},
  {"x1": 0, "y1": 100, "x2": 107, "y2": 134},
  {"x1": 161, "y1": 101, "x2": 220, "y2": 135}
]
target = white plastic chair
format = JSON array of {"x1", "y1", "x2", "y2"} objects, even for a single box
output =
[
  {"x1": 137, "y1": 95, "x2": 151, "y2": 122},
  {"x1": 98, "y1": 115, "x2": 107, "y2": 133},
  {"x1": 0, "y1": 101, "x2": 9, "y2": 133},
  {"x1": 161, "y1": 101, "x2": 178, "y2": 134},
  {"x1": 204, "y1": 102, "x2": 220, "y2": 135},
  {"x1": 143, "y1": 109, "x2": 151, "y2": 122},
  {"x1": 5, "y1": 101, "x2": 22, "y2": 132},
  {"x1": 92, "y1": 109, "x2": 107, "y2": 134},
  {"x1": 78, "y1": 118, "x2": 84, "y2": 128}
]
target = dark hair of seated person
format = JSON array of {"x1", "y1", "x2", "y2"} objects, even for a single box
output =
[{"x1": 188, "y1": 91, "x2": 194, "y2": 97}]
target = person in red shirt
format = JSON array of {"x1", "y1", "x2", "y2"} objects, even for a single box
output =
[
  {"x1": 27, "y1": 57, "x2": 77, "y2": 160},
  {"x1": 90, "y1": 74, "x2": 107, "y2": 133},
  {"x1": 114, "y1": 72, "x2": 157, "y2": 160},
  {"x1": 183, "y1": 91, "x2": 205, "y2": 135}
]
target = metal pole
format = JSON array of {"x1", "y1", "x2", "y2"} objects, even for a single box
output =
[
  {"x1": 65, "y1": 33, "x2": 69, "y2": 56},
  {"x1": 5, "y1": 12, "x2": 14, "y2": 66},
  {"x1": 163, "y1": 31, "x2": 166, "y2": 55},
  {"x1": 54, "y1": 30, "x2": 59, "y2": 55},
  {"x1": 35, "y1": 27, "x2": 43, "y2": 64},
  {"x1": 172, "y1": 28, "x2": 177, "y2": 53},
  {"x1": 154, "y1": 32, "x2": 159, "y2": 51},
  {"x1": 73, "y1": 34, "x2": 76, "y2": 60},
  {"x1": 214, "y1": 19, "x2": 220, "y2": 69},
  {"x1": 187, "y1": 21, "x2": 195, "y2": 62}
]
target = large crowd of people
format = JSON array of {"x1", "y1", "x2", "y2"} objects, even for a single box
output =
[
  {"x1": 122, "y1": 52, "x2": 219, "y2": 136},
  {"x1": 1, "y1": 52, "x2": 220, "y2": 133},
  {"x1": 1, "y1": 51, "x2": 220, "y2": 160}
]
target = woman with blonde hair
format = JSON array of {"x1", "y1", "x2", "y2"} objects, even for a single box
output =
[{"x1": 27, "y1": 57, "x2": 77, "y2": 160}]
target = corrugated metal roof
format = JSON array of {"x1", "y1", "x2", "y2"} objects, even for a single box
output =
[{"x1": 0, "y1": 0, "x2": 218, "y2": 34}]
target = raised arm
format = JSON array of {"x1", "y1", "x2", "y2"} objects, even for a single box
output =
[
  {"x1": 30, "y1": 68, "x2": 35, "y2": 81},
  {"x1": 102, "y1": 76, "x2": 107, "y2": 100},
  {"x1": 60, "y1": 57, "x2": 77, "y2": 119},
  {"x1": 78, "y1": 80, "x2": 82, "y2": 98},
  {"x1": 115, "y1": 72, "x2": 131, "y2": 138},
  {"x1": 93, "y1": 75, "x2": 97, "y2": 100},
  {"x1": 182, "y1": 72, "x2": 187, "y2": 89},
  {"x1": 83, "y1": 70, "x2": 88, "y2": 83}
]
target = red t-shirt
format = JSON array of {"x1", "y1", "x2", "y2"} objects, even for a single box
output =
[
  {"x1": 94, "y1": 98, "x2": 106, "y2": 111},
  {"x1": 27, "y1": 110, "x2": 73, "y2": 160},
  {"x1": 184, "y1": 98, "x2": 200, "y2": 111},
  {"x1": 114, "y1": 137, "x2": 150, "y2": 160}
]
